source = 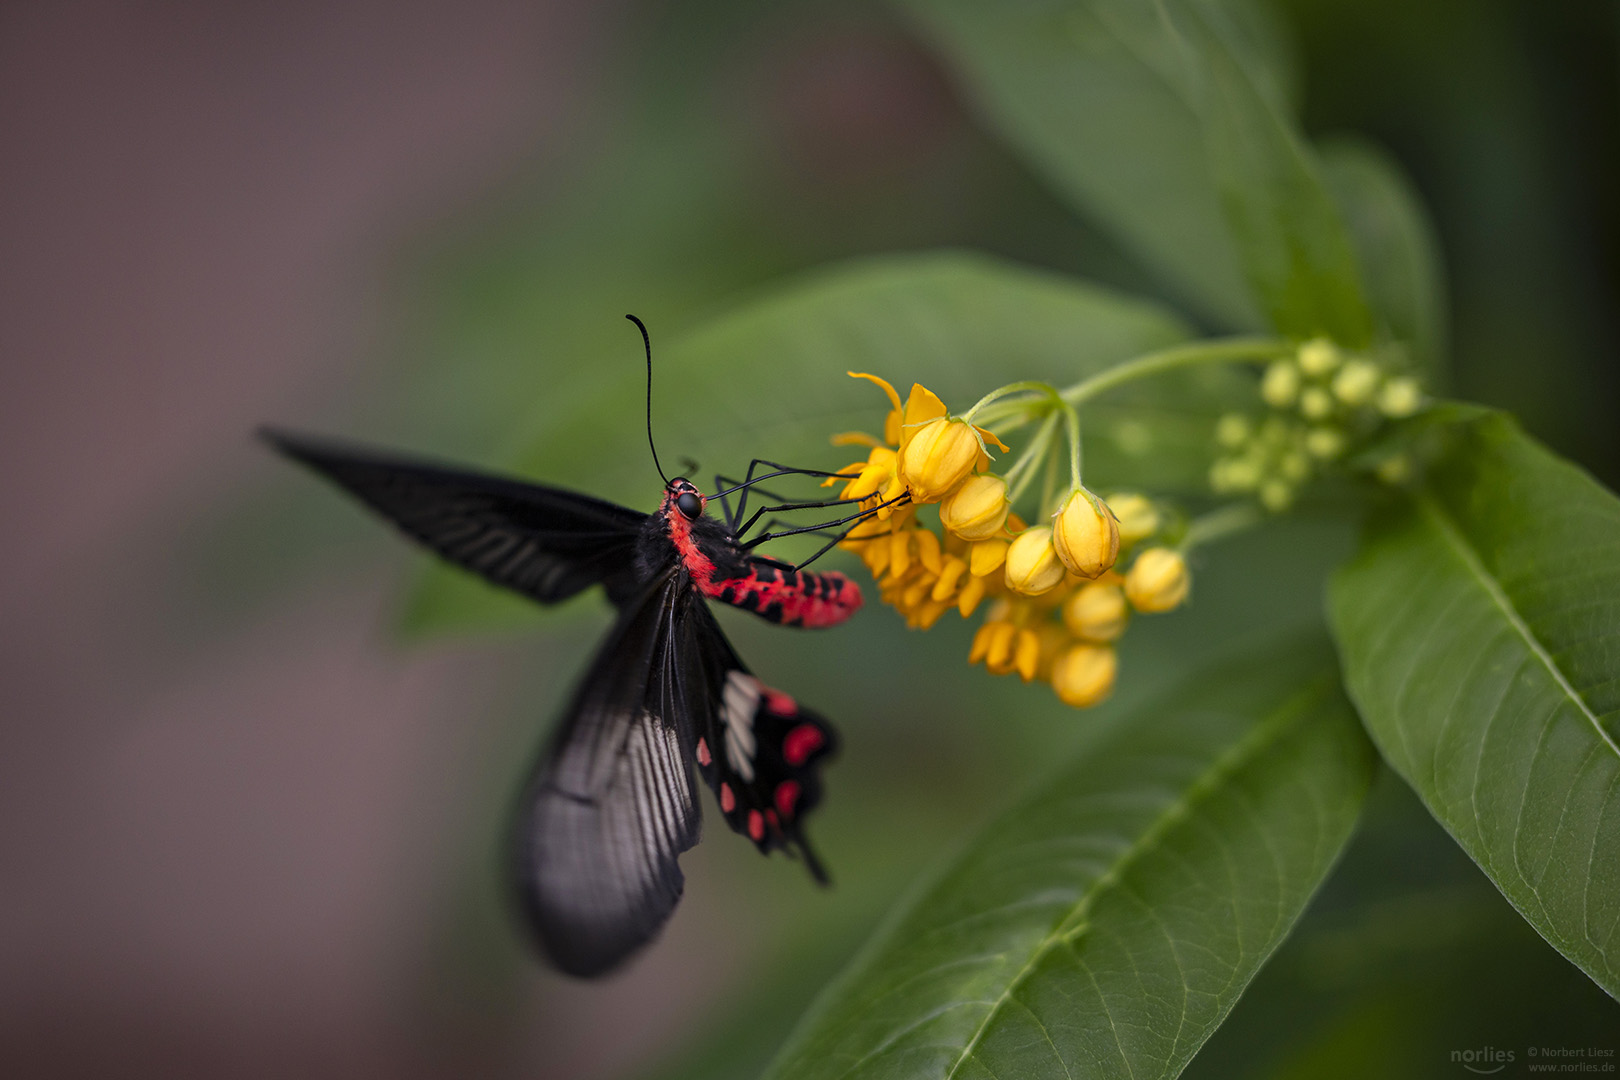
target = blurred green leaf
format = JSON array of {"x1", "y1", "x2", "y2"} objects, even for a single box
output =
[
  {"x1": 1318, "y1": 137, "x2": 1448, "y2": 380},
  {"x1": 899, "y1": 0, "x2": 1371, "y2": 344},
  {"x1": 402, "y1": 250, "x2": 1244, "y2": 636},
  {"x1": 760, "y1": 638, "x2": 1375, "y2": 1080},
  {"x1": 898, "y1": 0, "x2": 1264, "y2": 329},
  {"x1": 1194, "y1": 19, "x2": 1371, "y2": 346},
  {"x1": 1329, "y1": 412, "x2": 1620, "y2": 998}
]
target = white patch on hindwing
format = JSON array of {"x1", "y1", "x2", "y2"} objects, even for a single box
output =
[{"x1": 720, "y1": 670, "x2": 761, "y2": 782}]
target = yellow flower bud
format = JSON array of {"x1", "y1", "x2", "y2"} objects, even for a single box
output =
[
  {"x1": 1211, "y1": 456, "x2": 1261, "y2": 493},
  {"x1": 1260, "y1": 360, "x2": 1301, "y2": 408},
  {"x1": 1304, "y1": 426, "x2": 1346, "y2": 460},
  {"x1": 1105, "y1": 492, "x2": 1160, "y2": 546},
  {"x1": 1051, "y1": 490, "x2": 1119, "y2": 578},
  {"x1": 1259, "y1": 479, "x2": 1294, "y2": 512},
  {"x1": 1051, "y1": 643, "x2": 1117, "y2": 708},
  {"x1": 898, "y1": 417, "x2": 980, "y2": 502},
  {"x1": 1297, "y1": 337, "x2": 1341, "y2": 376},
  {"x1": 1063, "y1": 582, "x2": 1128, "y2": 642},
  {"x1": 1331, "y1": 359, "x2": 1381, "y2": 406},
  {"x1": 1299, "y1": 386, "x2": 1335, "y2": 420},
  {"x1": 1375, "y1": 454, "x2": 1412, "y2": 485},
  {"x1": 939, "y1": 473, "x2": 1010, "y2": 540},
  {"x1": 1277, "y1": 450, "x2": 1310, "y2": 482},
  {"x1": 1378, "y1": 376, "x2": 1422, "y2": 418},
  {"x1": 1215, "y1": 413, "x2": 1252, "y2": 448},
  {"x1": 1005, "y1": 526, "x2": 1066, "y2": 595},
  {"x1": 1125, "y1": 547, "x2": 1189, "y2": 613}
]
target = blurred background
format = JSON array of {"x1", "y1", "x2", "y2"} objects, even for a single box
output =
[{"x1": 1, "y1": 1, "x2": 1616, "y2": 1077}]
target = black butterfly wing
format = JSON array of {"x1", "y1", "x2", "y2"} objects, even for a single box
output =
[
  {"x1": 264, "y1": 429, "x2": 647, "y2": 605},
  {"x1": 686, "y1": 602, "x2": 838, "y2": 882},
  {"x1": 514, "y1": 571, "x2": 703, "y2": 977}
]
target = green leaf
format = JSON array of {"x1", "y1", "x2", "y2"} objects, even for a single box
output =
[
  {"x1": 761, "y1": 639, "x2": 1376, "y2": 1080},
  {"x1": 899, "y1": 0, "x2": 1372, "y2": 343},
  {"x1": 1318, "y1": 138, "x2": 1448, "y2": 380},
  {"x1": 402, "y1": 250, "x2": 1233, "y2": 636},
  {"x1": 1329, "y1": 411, "x2": 1620, "y2": 998}
]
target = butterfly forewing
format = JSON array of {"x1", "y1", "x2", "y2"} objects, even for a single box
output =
[
  {"x1": 264, "y1": 430, "x2": 646, "y2": 605},
  {"x1": 515, "y1": 574, "x2": 701, "y2": 977}
]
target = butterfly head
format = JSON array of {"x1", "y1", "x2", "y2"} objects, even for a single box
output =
[{"x1": 666, "y1": 478, "x2": 706, "y2": 521}]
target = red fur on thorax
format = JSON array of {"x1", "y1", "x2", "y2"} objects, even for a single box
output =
[{"x1": 662, "y1": 491, "x2": 716, "y2": 588}]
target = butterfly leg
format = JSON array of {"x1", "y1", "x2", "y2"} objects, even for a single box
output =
[
  {"x1": 720, "y1": 459, "x2": 861, "y2": 532},
  {"x1": 734, "y1": 495, "x2": 867, "y2": 543},
  {"x1": 713, "y1": 474, "x2": 812, "y2": 532},
  {"x1": 739, "y1": 492, "x2": 910, "y2": 552}
]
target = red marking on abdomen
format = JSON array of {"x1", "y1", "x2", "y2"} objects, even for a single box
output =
[
  {"x1": 782, "y1": 724, "x2": 826, "y2": 767},
  {"x1": 702, "y1": 568, "x2": 862, "y2": 628}
]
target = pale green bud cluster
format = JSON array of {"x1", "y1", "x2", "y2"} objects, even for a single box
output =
[{"x1": 1213, "y1": 337, "x2": 1425, "y2": 511}]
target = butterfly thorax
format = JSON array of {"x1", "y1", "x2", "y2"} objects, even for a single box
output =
[{"x1": 649, "y1": 479, "x2": 862, "y2": 629}]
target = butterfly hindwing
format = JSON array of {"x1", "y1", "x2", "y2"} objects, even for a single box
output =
[
  {"x1": 263, "y1": 429, "x2": 647, "y2": 605},
  {"x1": 687, "y1": 603, "x2": 837, "y2": 881},
  {"x1": 514, "y1": 573, "x2": 702, "y2": 977}
]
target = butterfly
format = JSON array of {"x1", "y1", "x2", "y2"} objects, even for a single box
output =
[{"x1": 265, "y1": 317, "x2": 903, "y2": 977}]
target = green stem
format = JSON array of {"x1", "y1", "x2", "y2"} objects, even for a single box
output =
[
  {"x1": 1180, "y1": 502, "x2": 1265, "y2": 552},
  {"x1": 1062, "y1": 401, "x2": 1082, "y2": 490},
  {"x1": 1006, "y1": 412, "x2": 1060, "y2": 504},
  {"x1": 1039, "y1": 438, "x2": 1059, "y2": 518},
  {"x1": 962, "y1": 381, "x2": 1058, "y2": 424},
  {"x1": 1061, "y1": 336, "x2": 1288, "y2": 405}
]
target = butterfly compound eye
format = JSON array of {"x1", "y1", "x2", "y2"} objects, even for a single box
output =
[{"x1": 677, "y1": 491, "x2": 703, "y2": 520}]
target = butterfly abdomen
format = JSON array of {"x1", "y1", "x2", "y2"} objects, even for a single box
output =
[{"x1": 703, "y1": 564, "x2": 861, "y2": 628}]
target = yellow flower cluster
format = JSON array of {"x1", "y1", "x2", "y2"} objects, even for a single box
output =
[
  {"x1": 1212, "y1": 337, "x2": 1424, "y2": 510},
  {"x1": 830, "y1": 374, "x2": 1191, "y2": 710}
]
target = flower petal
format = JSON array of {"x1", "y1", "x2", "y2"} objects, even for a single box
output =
[{"x1": 848, "y1": 371, "x2": 902, "y2": 412}]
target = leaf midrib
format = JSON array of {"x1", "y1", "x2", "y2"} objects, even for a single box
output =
[
  {"x1": 1418, "y1": 494, "x2": 1620, "y2": 760},
  {"x1": 935, "y1": 677, "x2": 1331, "y2": 1080}
]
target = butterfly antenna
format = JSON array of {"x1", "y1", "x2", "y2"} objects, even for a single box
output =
[{"x1": 627, "y1": 314, "x2": 670, "y2": 485}]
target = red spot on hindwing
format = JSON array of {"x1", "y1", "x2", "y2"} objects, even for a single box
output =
[
  {"x1": 720, "y1": 783, "x2": 735, "y2": 813},
  {"x1": 775, "y1": 779, "x2": 801, "y2": 818},
  {"x1": 762, "y1": 688, "x2": 798, "y2": 717},
  {"x1": 747, "y1": 810, "x2": 765, "y2": 841},
  {"x1": 782, "y1": 723, "x2": 826, "y2": 767},
  {"x1": 695, "y1": 737, "x2": 711, "y2": 767}
]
